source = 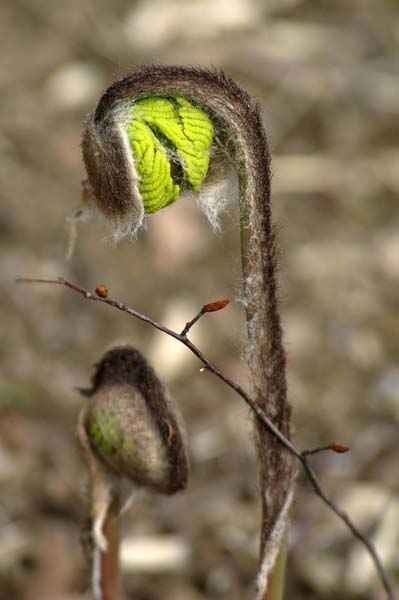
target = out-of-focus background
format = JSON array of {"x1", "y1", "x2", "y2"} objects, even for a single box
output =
[{"x1": 0, "y1": 1, "x2": 397, "y2": 599}]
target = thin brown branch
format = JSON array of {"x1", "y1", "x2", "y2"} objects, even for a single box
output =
[
  {"x1": 180, "y1": 299, "x2": 229, "y2": 336},
  {"x1": 16, "y1": 276, "x2": 396, "y2": 600},
  {"x1": 301, "y1": 442, "x2": 350, "y2": 458},
  {"x1": 180, "y1": 307, "x2": 207, "y2": 337}
]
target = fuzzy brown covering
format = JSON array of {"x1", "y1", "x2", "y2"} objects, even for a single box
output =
[{"x1": 83, "y1": 345, "x2": 189, "y2": 494}]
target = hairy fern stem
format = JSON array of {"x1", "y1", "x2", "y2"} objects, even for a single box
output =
[{"x1": 82, "y1": 65, "x2": 295, "y2": 598}]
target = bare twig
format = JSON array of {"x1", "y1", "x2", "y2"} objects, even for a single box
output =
[
  {"x1": 16, "y1": 276, "x2": 396, "y2": 600},
  {"x1": 301, "y1": 442, "x2": 350, "y2": 458},
  {"x1": 180, "y1": 299, "x2": 229, "y2": 336}
]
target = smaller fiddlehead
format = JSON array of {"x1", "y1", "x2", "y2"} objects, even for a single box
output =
[{"x1": 78, "y1": 345, "x2": 189, "y2": 551}]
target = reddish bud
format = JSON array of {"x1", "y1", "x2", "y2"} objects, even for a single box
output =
[
  {"x1": 330, "y1": 442, "x2": 349, "y2": 453},
  {"x1": 203, "y1": 299, "x2": 229, "y2": 313},
  {"x1": 95, "y1": 283, "x2": 109, "y2": 298}
]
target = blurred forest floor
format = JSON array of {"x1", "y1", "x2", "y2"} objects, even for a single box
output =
[{"x1": 0, "y1": 0, "x2": 397, "y2": 599}]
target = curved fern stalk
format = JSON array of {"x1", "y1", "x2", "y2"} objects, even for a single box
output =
[{"x1": 82, "y1": 65, "x2": 295, "y2": 599}]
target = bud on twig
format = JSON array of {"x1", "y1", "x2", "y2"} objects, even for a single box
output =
[
  {"x1": 95, "y1": 283, "x2": 109, "y2": 299},
  {"x1": 202, "y1": 299, "x2": 229, "y2": 312},
  {"x1": 330, "y1": 442, "x2": 350, "y2": 454}
]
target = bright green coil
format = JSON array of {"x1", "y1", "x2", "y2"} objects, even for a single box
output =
[{"x1": 126, "y1": 96, "x2": 213, "y2": 214}]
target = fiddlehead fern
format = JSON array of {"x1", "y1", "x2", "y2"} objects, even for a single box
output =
[
  {"x1": 82, "y1": 65, "x2": 294, "y2": 598},
  {"x1": 80, "y1": 346, "x2": 188, "y2": 495},
  {"x1": 78, "y1": 345, "x2": 189, "y2": 600}
]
